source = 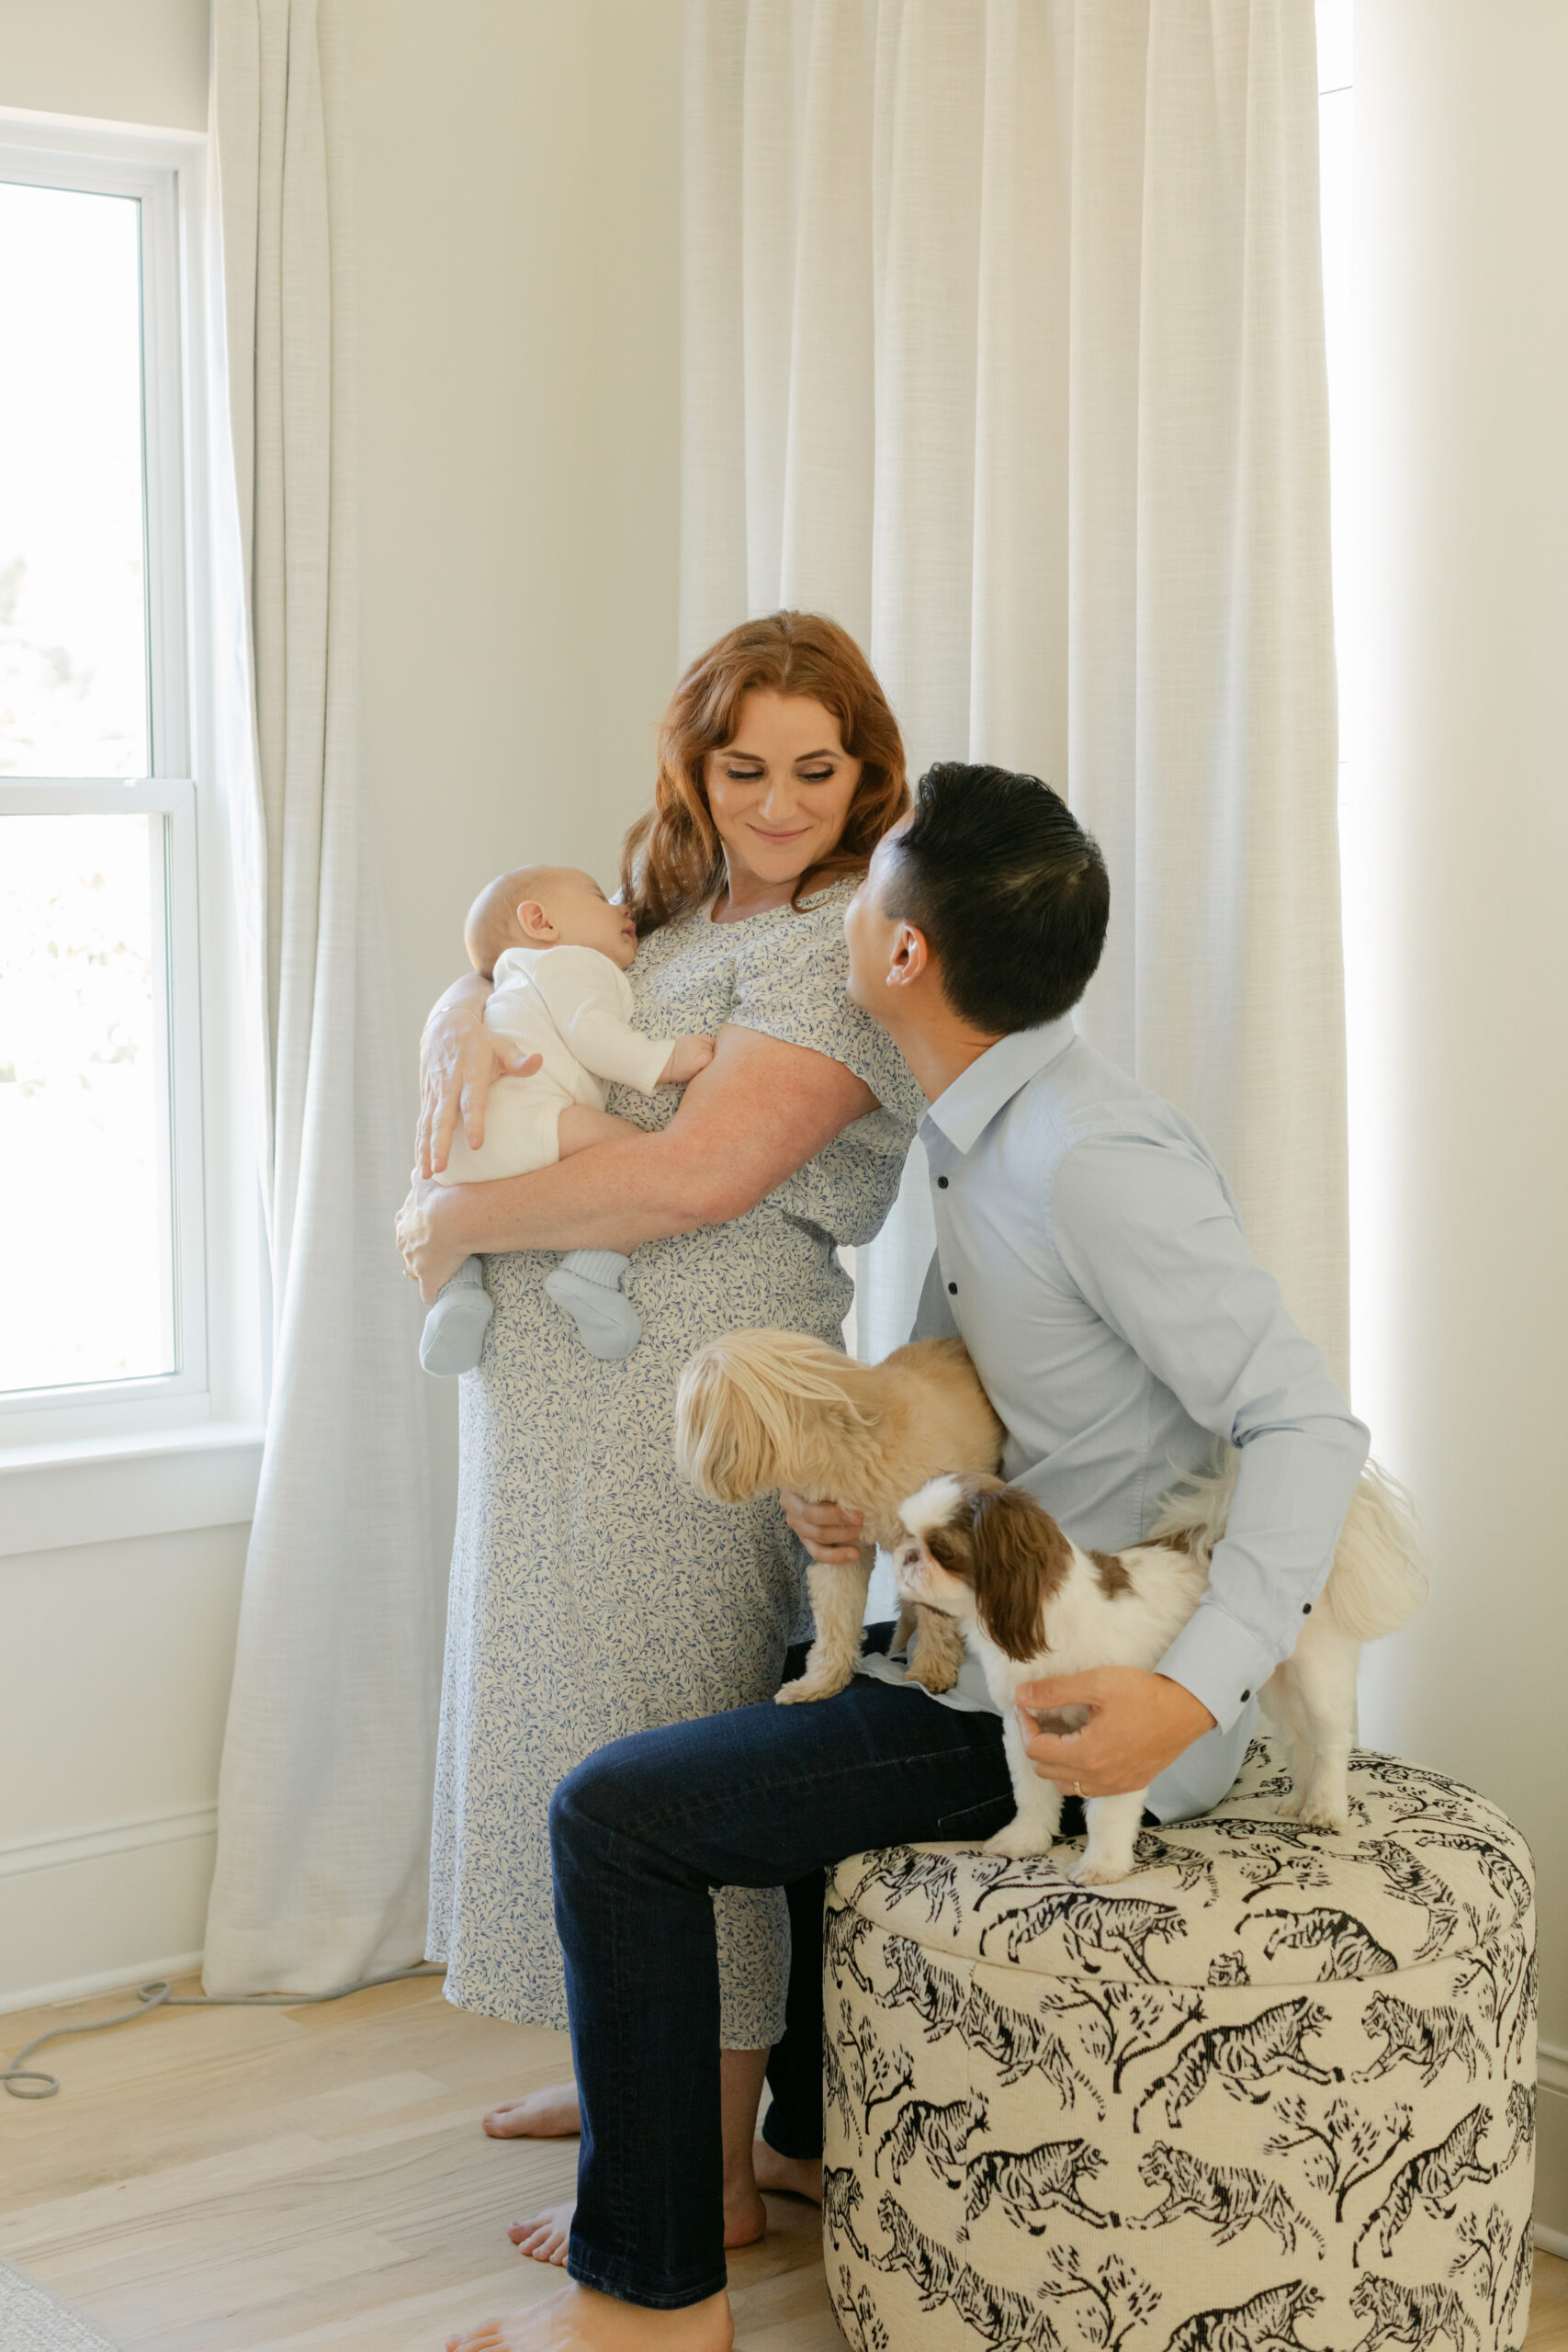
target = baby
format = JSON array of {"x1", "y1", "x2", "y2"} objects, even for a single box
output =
[{"x1": 421, "y1": 865, "x2": 714, "y2": 1373}]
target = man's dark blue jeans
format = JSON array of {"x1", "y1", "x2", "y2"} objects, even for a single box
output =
[{"x1": 548, "y1": 1627, "x2": 1060, "y2": 2311}]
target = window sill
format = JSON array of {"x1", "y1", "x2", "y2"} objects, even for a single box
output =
[{"x1": 0, "y1": 1422, "x2": 265, "y2": 1560}]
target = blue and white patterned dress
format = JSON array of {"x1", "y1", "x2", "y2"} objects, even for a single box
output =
[{"x1": 428, "y1": 881, "x2": 924, "y2": 2043}]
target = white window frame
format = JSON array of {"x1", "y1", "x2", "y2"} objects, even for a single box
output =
[{"x1": 0, "y1": 109, "x2": 265, "y2": 1546}]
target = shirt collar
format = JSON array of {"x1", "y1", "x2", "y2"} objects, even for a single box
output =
[{"x1": 921, "y1": 1015, "x2": 1077, "y2": 1155}]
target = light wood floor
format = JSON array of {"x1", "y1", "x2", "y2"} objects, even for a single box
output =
[{"x1": 1, "y1": 1970, "x2": 1564, "y2": 2351}]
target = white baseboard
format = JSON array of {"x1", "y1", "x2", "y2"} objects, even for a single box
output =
[
  {"x1": 1536, "y1": 2044, "x2": 1568, "y2": 2250},
  {"x1": 0, "y1": 1803, "x2": 218, "y2": 2012},
  {"x1": 0, "y1": 1948, "x2": 205, "y2": 2020},
  {"x1": 1540, "y1": 2041, "x2": 1568, "y2": 2099}
]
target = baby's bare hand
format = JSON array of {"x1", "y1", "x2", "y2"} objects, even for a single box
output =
[{"x1": 660, "y1": 1034, "x2": 716, "y2": 1085}]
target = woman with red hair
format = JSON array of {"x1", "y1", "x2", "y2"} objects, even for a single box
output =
[{"x1": 397, "y1": 612, "x2": 919, "y2": 2257}]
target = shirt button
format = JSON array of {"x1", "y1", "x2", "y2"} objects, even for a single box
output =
[
  {"x1": 937, "y1": 1175, "x2": 949, "y2": 1188},
  {"x1": 947, "y1": 1282, "x2": 958, "y2": 1295},
  {"x1": 1302, "y1": 1602, "x2": 1313, "y2": 1615},
  {"x1": 1239, "y1": 1690, "x2": 1251, "y2": 1702}
]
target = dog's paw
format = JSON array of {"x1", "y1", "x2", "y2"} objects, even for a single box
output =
[
  {"x1": 983, "y1": 1820, "x2": 1055, "y2": 1860},
  {"x1": 905, "y1": 1657, "x2": 960, "y2": 1695},
  {"x1": 775, "y1": 1673, "x2": 852, "y2": 1706},
  {"x1": 1291, "y1": 1792, "x2": 1350, "y2": 1831},
  {"x1": 1068, "y1": 1854, "x2": 1135, "y2": 1887}
]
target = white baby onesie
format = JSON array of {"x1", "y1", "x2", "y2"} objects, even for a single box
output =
[{"x1": 434, "y1": 944, "x2": 673, "y2": 1187}]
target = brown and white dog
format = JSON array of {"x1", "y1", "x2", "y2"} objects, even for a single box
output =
[
  {"x1": 892, "y1": 1462, "x2": 1427, "y2": 1884},
  {"x1": 674, "y1": 1330, "x2": 1005, "y2": 1702}
]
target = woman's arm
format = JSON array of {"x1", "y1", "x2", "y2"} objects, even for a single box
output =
[
  {"x1": 417, "y1": 971, "x2": 542, "y2": 1178},
  {"x1": 397, "y1": 1023, "x2": 876, "y2": 1297}
]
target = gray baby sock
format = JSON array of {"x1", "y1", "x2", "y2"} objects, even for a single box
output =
[
  {"x1": 544, "y1": 1250, "x2": 641, "y2": 1360},
  {"x1": 420, "y1": 1254, "x2": 493, "y2": 1376}
]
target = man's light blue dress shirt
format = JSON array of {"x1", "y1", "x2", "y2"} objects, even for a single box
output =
[{"x1": 857, "y1": 1015, "x2": 1371, "y2": 1822}]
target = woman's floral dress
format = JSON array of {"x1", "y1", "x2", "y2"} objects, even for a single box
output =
[{"x1": 427, "y1": 881, "x2": 924, "y2": 2041}]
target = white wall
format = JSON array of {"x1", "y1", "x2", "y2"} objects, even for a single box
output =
[
  {"x1": 0, "y1": 0, "x2": 209, "y2": 131},
  {"x1": 0, "y1": 1528, "x2": 247, "y2": 2001},
  {"x1": 0, "y1": 0, "x2": 682, "y2": 2009},
  {"x1": 1348, "y1": 0, "x2": 1568, "y2": 2240}
]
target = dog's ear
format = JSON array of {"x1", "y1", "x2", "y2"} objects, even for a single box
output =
[
  {"x1": 674, "y1": 1351, "x2": 775, "y2": 1500},
  {"x1": 966, "y1": 1486, "x2": 1073, "y2": 1662}
]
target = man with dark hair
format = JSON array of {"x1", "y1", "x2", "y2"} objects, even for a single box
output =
[
  {"x1": 447, "y1": 763, "x2": 1368, "y2": 2352},
  {"x1": 876, "y1": 759, "x2": 1111, "y2": 1032}
]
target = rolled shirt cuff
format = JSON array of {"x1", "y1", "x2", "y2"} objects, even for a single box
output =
[
  {"x1": 1156, "y1": 1603, "x2": 1280, "y2": 1736},
  {"x1": 626, "y1": 1035, "x2": 677, "y2": 1093}
]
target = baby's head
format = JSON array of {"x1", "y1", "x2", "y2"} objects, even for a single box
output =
[{"x1": 465, "y1": 865, "x2": 637, "y2": 978}]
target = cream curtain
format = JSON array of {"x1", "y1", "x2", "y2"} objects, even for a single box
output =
[
  {"x1": 201, "y1": 0, "x2": 440, "y2": 1994},
  {"x1": 683, "y1": 0, "x2": 1348, "y2": 1376}
]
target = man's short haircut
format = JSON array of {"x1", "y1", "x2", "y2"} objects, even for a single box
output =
[{"x1": 883, "y1": 763, "x2": 1109, "y2": 1033}]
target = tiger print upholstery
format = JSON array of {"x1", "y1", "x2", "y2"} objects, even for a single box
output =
[{"x1": 821, "y1": 1738, "x2": 1536, "y2": 2352}]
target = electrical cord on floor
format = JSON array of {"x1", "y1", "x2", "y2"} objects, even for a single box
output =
[{"x1": 0, "y1": 1963, "x2": 447, "y2": 2100}]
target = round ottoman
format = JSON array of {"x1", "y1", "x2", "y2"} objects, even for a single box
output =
[{"x1": 823, "y1": 1737, "x2": 1537, "y2": 2352}]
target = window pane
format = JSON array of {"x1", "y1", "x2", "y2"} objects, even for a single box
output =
[
  {"x1": 0, "y1": 182, "x2": 149, "y2": 778},
  {"x1": 0, "y1": 812, "x2": 175, "y2": 1392}
]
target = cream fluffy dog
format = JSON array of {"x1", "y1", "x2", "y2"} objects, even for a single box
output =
[
  {"x1": 674, "y1": 1331, "x2": 1005, "y2": 1702},
  {"x1": 891, "y1": 1461, "x2": 1427, "y2": 1884}
]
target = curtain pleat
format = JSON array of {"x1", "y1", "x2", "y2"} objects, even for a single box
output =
[
  {"x1": 682, "y1": 0, "x2": 1347, "y2": 1376},
  {"x1": 201, "y1": 0, "x2": 439, "y2": 1995}
]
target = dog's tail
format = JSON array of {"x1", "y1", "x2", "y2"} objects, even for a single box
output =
[
  {"x1": 1146, "y1": 1454, "x2": 1239, "y2": 1565},
  {"x1": 1320, "y1": 1462, "x2": 1427, "y2": 1641},
  {"x1": 1148, "y1": 1454, "x2": 1427, "y2": 1643}
]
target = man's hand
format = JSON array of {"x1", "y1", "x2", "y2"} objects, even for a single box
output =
[
  {"x1": 1014, "y1": 1668, "x2": 1216, "y2": 1799},
  {"x1": 780, "y1": 1488, "x2": 865, "y2": 1566}
]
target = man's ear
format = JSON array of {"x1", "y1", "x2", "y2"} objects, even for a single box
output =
[
  {"x1": 968, "y1": 1487, "x2": 1072, "y2": 1663},
  {"x1": 886, "y1": 919, "x2": 931, "y2": 990}
]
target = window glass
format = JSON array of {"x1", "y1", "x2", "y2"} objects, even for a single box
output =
[
  {"x1": 0, "y1": 811, "x2": 175, "y2": 1393},
  {"x1": 0, "y1": 181, "x2": 150, "y2": 778}
]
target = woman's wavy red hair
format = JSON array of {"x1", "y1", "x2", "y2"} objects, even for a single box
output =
[{"x1": 620, "y1": 612, "x2": 908, "y2": 934}]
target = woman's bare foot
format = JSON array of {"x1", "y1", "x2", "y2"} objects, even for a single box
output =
[
  {"x1": 751, "y1": 2139, "x2": 823, "y2": 2203},
  {"x1": 714, "y1": 2044, "x2": 769, "y2": 2252},
  {"x1": 509, "y1": 2199, "x2": 573, "y2": 2266},
  {"x1": 483, "y1": 2082, "x2": 581, "y2": 2140},
  {"x1": 721, "y1": 2183, "x2": 766, "y2": 2251},
  {"x1": 508, "y1": 2188, "x2": 765, "y2": 2269},
  {"x1": 446, "y1": 2280, "x2": 733, "y2": 2352}
]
